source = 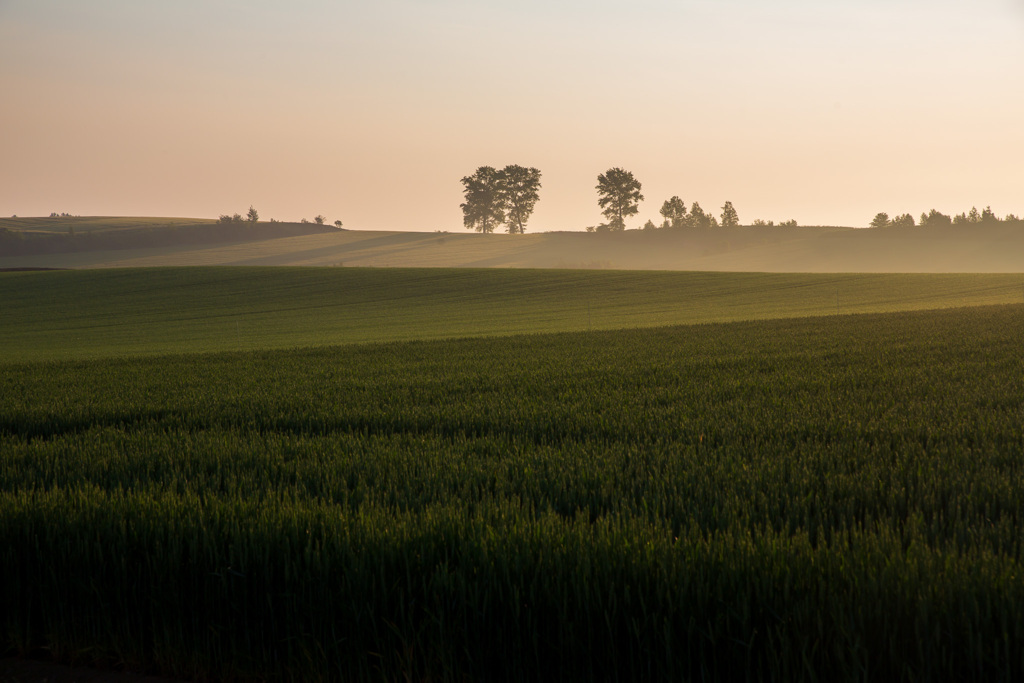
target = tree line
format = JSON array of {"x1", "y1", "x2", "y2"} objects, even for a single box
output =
[
  {"x1": 870, "y1": 206, "x2": 1023, "y2": 229},
  {"x1": 218, "y1": 206, "x2": 344, "y2": 228},
  {"x1": 461, "y1": 166, "x2": 791, "y2": 234}
]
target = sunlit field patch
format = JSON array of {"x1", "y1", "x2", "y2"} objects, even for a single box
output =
[{"x1": 2, "y1": 267, "x2": 1023, "y2": 362}]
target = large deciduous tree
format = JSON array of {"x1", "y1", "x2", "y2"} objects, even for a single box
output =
[
  {"x1": 461, "y1": 165, "x2": 541, "y2": 234},
  {"x1": 498, "y1": 165, "x2": 542, "y2": 234},
  {"x1": 660, "y1": 196, "x2": 687, "y2": 229},
  {"x1": 460, "y1": 166, "x2": 506, "y2": 234},
  {"x1": 596, "y1": 168, "x2": 643, "y2": 231}
]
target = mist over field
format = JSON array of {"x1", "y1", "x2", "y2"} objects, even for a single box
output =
[{"x1": 4, "y1": 215, "x2": 1024, "y2": 274}]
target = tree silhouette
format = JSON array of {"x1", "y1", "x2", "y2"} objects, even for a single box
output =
[
  {"x1": 596, "y1": 168, "x2": 643, "y2": 231},
  {"x1": 246, "y1": 206, "x2": 259, "y2": 224},
  {"x1": 920, "y1": 209, "x2": 951, "y2": 228},
  {"x1": 720, "y1": 201, "x2": 739, "y2": 228},
  {"x1": 890, "y1": 213, "x2": 915, "y2": 229},
  {"x1": 659, "y1": 196, "x2": 687, "y2": 229},
  {"x1": 314, "y1": 215, "x2": 326, "y2": 225},
  {"x1": 334, "y1": 220, "x2": 343, "y2": 229},
  {"x1": 460, "y1": 166, "x2": 506, "y2": 234},
  {"x1": 687, "y1": 202, "x2": 711, "y2": 229},
  {"x1": 498, "y1": 165, "x2": 542, "y2": 234},
  {"x1": 870, "y1": 212, "x2": 890, "y2": 229}
]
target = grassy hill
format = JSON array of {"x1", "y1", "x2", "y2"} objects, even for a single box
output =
[
  {"x1": 0, "y1": 216, "x2": 338, "y2": 260},
  {"x1": 3, "y1": 267, "x2": 1023, "y2": 363},
  {"x1": 0, "y1": 216, "x2": 219, "y2": 235},
  {"x1": 4, "y1": 217, "x2": 1024, "y2": 272}
]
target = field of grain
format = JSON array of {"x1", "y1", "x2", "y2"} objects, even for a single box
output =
[
  {"x1": 2, "y1": 270, "x2": 1024, "y2": 679},
  {"x1": 2, "y1": 284, "x2": 1024, "y2": 680},
  {"x1": 2, "y1": 264, "x2": 1024, "y2": 679},
  {"x1": 3, "y1": 268, "x2": 1024, "y2": 363}
]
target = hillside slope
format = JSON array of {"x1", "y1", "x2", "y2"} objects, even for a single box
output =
[
  {"x1": 3, "y1": 267, "x2": 1023, "y2": 362},
  {"x1": 3, "y1": 218, "x2": 1024, "y2": 272}
]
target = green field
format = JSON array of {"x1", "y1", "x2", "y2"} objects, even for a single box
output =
[
  {"x1": 2, "y1": 268, "x2": 1024, "y2": 681},
  {"x1": 3, "y1": 267, "x2": 1024, "y2": 362}
]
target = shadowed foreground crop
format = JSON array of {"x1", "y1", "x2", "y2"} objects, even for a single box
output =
[{"x1": 2, "y1": 306, "x2": 1023, "y2": 681}]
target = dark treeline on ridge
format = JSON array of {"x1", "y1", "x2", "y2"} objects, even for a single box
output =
[{"x1": 871, "y1": 206, "x2": 1023, "y2": 229}]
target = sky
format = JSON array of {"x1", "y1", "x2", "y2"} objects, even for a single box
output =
[{"x1": 2, "y1": 0, "x2": 1022, "y2": 231}]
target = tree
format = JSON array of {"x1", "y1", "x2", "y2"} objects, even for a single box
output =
[
  {"x1": 314, "y1": 215, "x2": 326, "y2": 225},
  {"x1": 720, "y1": 201, "x2": 739, "y2": 228},
  {"x1": 642, "y1": 219, "x2": 658, "y2": 231},
  {"x1": 334, "y1": 219, "x2": 343, "y2": 229},
  {"x1": 247, "y1": 205, "x2": 259, "y2": 224},
  {"x1": 967, "y1": 206, "x2": 981, "y2": 224},
  {"x1": 659, "y1": 196, "x2": 687, "y2": 229},
  {"x1": 687, "y1": 202, "x2": 711, "y2": 229},
  {"x1": 498, "y1": 165, "x2": 542, "y2": 234},
  {"x1": 890, "y1": 213, "x2": 915, "y2": 229},
  {"x1": 920, "y1": 209, "x2": 952, "y2": 228},
  {"x1": 981, "y1": 206, "x2": 999, "y2": 225},
  {"x1": 596, "y1": 168, "x2": 643, "y2": 231},
  {"x1": 460, "y1": 166, "x2": 506, "y2": 233},
  {"x1": 869, "y1": 212, "x2": 890, "y2": 229}
]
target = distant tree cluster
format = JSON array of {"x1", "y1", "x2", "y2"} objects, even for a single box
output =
[
  {"x1": 752, "y1": 218, "x2": 799, "y2": 228},
  {"x1": 219, "y1": 207, "x2": 256, "y2": 224},
  {"x1": 48, "y1": 212, "x2": 77, "y2": 218},
  {"x1": 461, "y1": 165, "x2": 542, "y2": 234},
  {"x1": 582, "y1": 168, "x2": 745, "y2": 232},
  {"x1": 218, "y1": 207, "x2": 344, "y2": 228},
  {"x1": 870, "y1": 206, "x2": 1022, "y2": 229}
]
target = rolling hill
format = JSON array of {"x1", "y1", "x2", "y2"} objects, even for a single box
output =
[
  {"x1": 3, "y1": 267, "x2": 1023, "y2": 363},
  {"x1": 3, "y1": 217, "x2": 1024, "y2": 272}
]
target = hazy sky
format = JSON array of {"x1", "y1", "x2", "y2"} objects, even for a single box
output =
[{"x1": 2, "y1": 0, "x2": 1022, "y2": 230}]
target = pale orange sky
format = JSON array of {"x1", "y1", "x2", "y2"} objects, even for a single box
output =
[{"x1": 2, "y1": 0, "x2": 1022, "y2": 230}]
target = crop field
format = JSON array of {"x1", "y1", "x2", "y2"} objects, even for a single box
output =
[
  {"x1": 2, "y1": 290, "x2": 1024, "y2": 681},
  {"x1": 3, "y1": 267, "x2": 1024, "y2": 362}
]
